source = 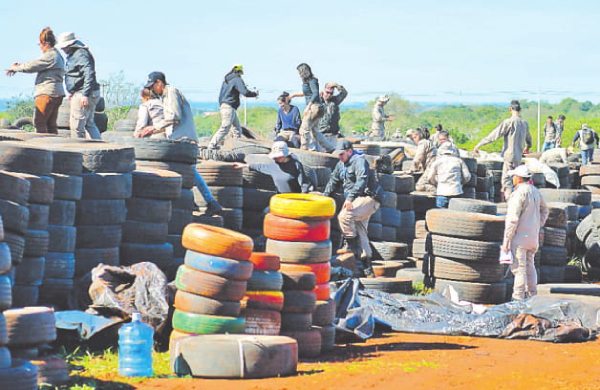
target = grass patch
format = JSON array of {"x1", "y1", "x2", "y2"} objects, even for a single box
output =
[{"x1": 412, "y1": 282, "x2": 433, "y2": 296}]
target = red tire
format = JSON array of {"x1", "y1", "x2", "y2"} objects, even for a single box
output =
[
  {"x1": 314, "y1": 283, "x2": 331, "y2": 300},
  {"x1": 263, "y1": 213, "x2": 330, "y2": 242},
  {"x1": 280, "y1": 262, "x2": 331, "y2": 284},
  {"x1": 248, "y1": 252, "x2": 280, "y2": 271}
]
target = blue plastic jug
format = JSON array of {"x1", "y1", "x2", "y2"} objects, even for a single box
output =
[{"x1": 118, "y1": 312, "x2": 154, "y2": 377}]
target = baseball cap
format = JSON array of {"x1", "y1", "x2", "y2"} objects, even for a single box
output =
[
  {"x1": 268, "y1": 141, "x2": 290, "y2": 159},
  {"x1": 332, "y1": 139, "x2": 354, "y2": 155},
  {"x1": 437, "y1": 143, "x2": 456, "y2": 155},
  {"x1": 507, "y1": 165, "x2": 532, "y2": 178},
  {"x1": 144, "y1": 71, "x2": 167, "y2": 88}
]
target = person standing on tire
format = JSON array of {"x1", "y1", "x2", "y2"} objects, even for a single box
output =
[
  {"x1": 5, "y1": 27, "x2": 65, "y2": 134},
  {"x1": 288, "y1": 63, "x2": 335, "y2": 152},
  {"x1": 502, "y1": 165, "x2": 549, "y2": 300},
  {"x1": 369, "y1": 95, "x2": 395, "y2": 139},
  {"x1": 425, "y1": 143, "x2": 471, "y2": 208},
  {"x1": 571, "y1": 123, "x2": 599, "y2": 166},
  {"x1": 474, "y1": 100, "x2": 532, "y2": 198},
  {"x1": 208, "y1": 64, "x2": 258, "y2": 149},
  {"x1": 233, "y1": 141, "x2": 312, "y2": 194},
  {"x1": 318, "y1": 82, "x2": 348, "y2": 147},
  {"x1": 140, "y1": 71, "x2": 223, "y2": 216},
  {"x1": 56, "y1": 32, "x2": 101, "y2": 139},
  {"x1": 323, "y1": 139, "x2": 383, "y2": 277}
]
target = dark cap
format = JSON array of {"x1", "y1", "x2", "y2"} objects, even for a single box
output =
[
  {"x1": 333, "y1": 139, "x2": 353, "y2": 155},
  {"x1": 144, "y1": 71, "x2": 166, "y2": 88}
]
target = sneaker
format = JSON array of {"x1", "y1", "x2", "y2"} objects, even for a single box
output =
[{"x1": 204, "y1": 200, "x2": 223, "y2": 216}]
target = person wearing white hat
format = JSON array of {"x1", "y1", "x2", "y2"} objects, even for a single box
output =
[
  {"x1": 208, "y1": 64, "x2": 258, "y2": 149},
  {"x1": 502, "y1": 164, "x2": 549, "y2": 300},
  {"x1": 233, "y1": 141, "x2": 312, "y2": 194},
  {"x1": 369, "y1": 95, "x2": 394, "y2": 139},
  {"x1": 56, "y1": 31, "x2": 101, "y2": 139},
  {"x1": 424, "y1": 143, "x2": 471, "y2": 208}
]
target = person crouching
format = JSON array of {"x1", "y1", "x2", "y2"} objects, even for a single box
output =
[{"x1": 424, "y1": 143, "x2": 471, "y2": 208}]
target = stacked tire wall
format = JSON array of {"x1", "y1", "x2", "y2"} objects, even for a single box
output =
[{"x1": 196, "y1": 162, "x2": 243, "y2": 232}]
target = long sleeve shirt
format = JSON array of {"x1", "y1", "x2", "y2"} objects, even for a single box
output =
[
  {"x1": 155, "y1": 85, "x2": 198, "y2": 142},
  {"x1": 323, "y1": 153, "x2": 384, "y2": 203},
  {"x1": 64, "y1": 46, "x2": 100, "y2": 96},
  {"x1": 14, "y1": 47, "x2": 65, "y2": 97},
  {"x1": 573, "y1": 129, "x2": 599, "y2": 151},
  {"x1": 411, "y1": 139, "x2": 436, "y2": 172},
  {"x1": 219, "y1": 73, "x2": 257, "y2": 109},
  {"x1": 543, "y1": 122, "x2": 560, "y2": 143},
  {"x1": 371, "y1": 103, "x2": 390, "y2": 131},
  {"x1": 275, "y1": 105, "x2": 302, "y2": 133},
  {"x1": 249, "y1": 156, "x2": 309, "y2": 193},
  {"x1": 134, "y1": 99, "x2": 166, "y2": 138},
  {"x1": 503, "y1": 182, "x2": 549, "y2": 250},
  {"x1": 476, "y1": 115, "x2": 531, "y2": 164},
  {"x1": 318, "y1": 86, "x2": 348, "y2": 134},
  {"x1": 425, "y1": 155, "x2": 471, "y2": 197},
  {"x1": 302, "y1": 77, "x2": 322, "y2": 105}
]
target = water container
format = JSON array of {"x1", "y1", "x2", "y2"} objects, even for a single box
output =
[{"x1": 118, "y1": 312, "x2": 154, "y2": 377}]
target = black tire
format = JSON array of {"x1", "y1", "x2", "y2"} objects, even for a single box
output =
[
  {"x1": 194, "y1": 186, "x2": 243, "y2": 209},
  {"x1": 12, "y1": 174, "x2": 54, "y2": 205},
  {"x1": 76, "y1": 225, "x2": 123, "y2": 248},
  {"x1": 432, "y1": 256, "x2": 505, "y2": 283},
  {"x1": 99, "y1": 137, "x2": 198, "y2": 164},
  {"x1": 395, "y1": 194, "x2": 414, "y2": 211},
  {"x1": 120, "y1": 242, "x2": 174, "y2": 267},
  {"x1": 462, "y1": 157, "x2": 477, "y2": 173},
  {"x1": 77, "y1": 143, "x2": 136, "y2": 173},
  {"x1": 290, "y1": 148, "x2": 339, "y2": 170},
  {"x1": 23, "y1": 230, "x2": 49, "y2": 257},
  {"x1": 371, "y1": 241, "x2": 408, "y2": 260},
  {"x1": 74, "y1": 247, "x2": 119, "y2": 277},
  {"x1": 400, "y1": 210, "x2": 416, "y2": 227},
  {"x1": 370, "y1": 208, "x2": 381, "y2": 223},
  {"x1": 76, "y1": 199, "x2": 127, "y2": 225},
  {"x1": 196, "y1": 162, "x2": 243, "y2": 186},
  {"x1": 547, "y1": 163, "x2": 570, "y2": 177},
  {"x1": 122, "y1": 220, "x2": 168, "y2": 244},
  {"x1": 381, "y1": 192, "x2": 397, "y2": 209},
  {"x1": 50, "y1": 174, "x2": 82, "y2": 201},
  {"x1": 426, "y1": 209, "x2": 505, "y2": 241},
  {"x1": 367, "y1": 223, "x2": 382, "y2": 241},
  {"x1": 48, "y1": 147, "x2": 83, "y2": 175},
  {"x1": 359, "y1": 277, "x2": 412, "y2": 294},
  {"x1": 313, "y1": 299, "x2": 335, "y2": 326},
  {"x1": 380, "y1": 207, "x2": 401, "y2": 227},
  {"x1": 126, "y1": 198, "x2": 172, "y2": 223},
  {"x1": 4, "y1": 307, "x2": 56, "y2": 346},
  {"x1": 4, "y1": 232, "x2": 25, "y2": 265},
  {"x1": 44, "y1": 252, "x2": 75, "y2": 279},
  {"x1": 431, "y1": 234, "x2": 501, "y2": 262},
  {"x1": 394, "y1": 175, "x2": 415, "y2": 194},
  {"x1": 172, "y1": 189, "x2": 194, "y2": 210},
  {"x1": 539, "y1": 188, "x2": 591, "y2": 205},
  {"x1": 539, "y1": 246, "x2": 568, "y2": 266},
  {"x1": 0, "y1": 200, "x2": 29, "y2": 235},
  {"x1": 242, "y1": 308, "x2": 281, "y2": 336},
  {"x1": 14, "y1": 256, "x2": 45, "y2": 285},
  {"x1": 0, "y1": 275, "x2": 11, "y2": 310},
  {"x1": 448, "y1": 198, "x2": 497, "y2": 215},
  {"x1": 247, "y1": 270, "x2": 284, "y2": 291},
  {"x1": 27, "y1": 203, "x2": 49, "y2": 231},
  {"x1": 546, "y1": 203, "x2": 568, "y2": 228},
  {"x1": 49, "y1": 200, "x2": 76, "y2": 226},
  {"x1": 114, "y1": 118, "x2": 136, "y2": 131},
  {"x1": 210, "y1": 207, "x2": 241, "y2": 232},
  {"x1": 38, "y1": 278, "x2": 73, "y2": 308},
  {"x1": 378, "y1": 174, "x2": 397, "y2": 193},
  {"x1": 10, "y1": 285, "x2": 39, "y2": 308},
  {"x1": 0, "y1": 359, "x2": 39, "y2": 390},
  {"x1": 169, "y1": 208, "x2": 194, "y2": 234},
  {"x1": 281, "y1": 271, "x2": 316, "y2": 291},
  {"x1": 81, "y1": 173, "x2": 132, "y2": 200},
  {"x1": 266, "y1": 239, "x2": 331, "y2": 264},
  {"x1": 242, "y1": 168, "x2": 277, "y2": 191},
  {"x1": 577, "y1": 215, "x2": 596, "y2": 242},
  {"x1": 282, "y1": 290, "x2": 316, "y2": 314},
  {"x1": 0, "y1": 141, "x2": 53, "y2": 175},
  {"x1": 543, "y1": 227, "x2": 567, "y2": 247},
  {"x1": 434, "y1": 278, "x2": 506, "y2": 304},
  {"x1": 131, "y1": 169, "x2": 183, "y2": 200},
  {"x1": 539, "y1": 265, "x2": 565, "y2": 283},
  {"x1": 47, "y1": 225, "x2": 76, "y2": 253},
  {"x1": 0, "y1": 172, "x2": 30, "y2": 206},
  {"x1": 0, "y1": 243, "x2": 10, "y2": 275},
  {"x1": 242, "y1": 188, "x2": 274, "y2": 211},
  {"x1": 95, "y1": 96, "x2": 106, "y2": 112},
  {"x1": 136, "y1": 160, "x2": 194, "y2": 189},
  {"x1": 411, "y1": 192, "x2": 437, "y2": 214},
  {"x1": 13, "y1": 117, "x2": 33, "y2": 129},
  {"x1": 0, "y1": 313, "x2": 7, "y2": 345},
  {"x1": 381, "y1": 226, "x2": 396, "y2": 241}
]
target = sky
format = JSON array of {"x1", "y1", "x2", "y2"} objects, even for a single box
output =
[{"x1": 1, "y1": 0, "x2": 600, "y2": 105}]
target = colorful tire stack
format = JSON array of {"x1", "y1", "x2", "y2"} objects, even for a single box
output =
[
  {"x1": 171, "y1": 224, "x2": 253, "y2": 338},
  {"x1": 241, "y1": 252, "x2": 283, "y2": 335},
  {"x1": 40, "y1": 146, "x2": 83, "y2": 309},
  {"x1": 196, "y1": 162, "x2": 244, "y2": 231},
  {"x1": 265, "y1": 193, "x2": 336, "y2": 357},
  {"x1": 120, "y1": 169, "x2": 182, "y2": 280}
]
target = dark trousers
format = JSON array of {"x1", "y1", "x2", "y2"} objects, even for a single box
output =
[{"x1": 34, "y1": 95, "x2": 63, "y2": 134}]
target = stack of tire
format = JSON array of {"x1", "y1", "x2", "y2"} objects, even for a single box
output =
[
  {"x1": 461, "y1": 157, "x2": 478, "y2": 199},
  {"x1": 196, "y1": 162, "x2": 244, "y2": 232},
  {"x1": 171, "y1": 224, "x2": 253, "y2": 338},
  {"x1": 0, "y1": 143, "x2": 53, "y2": 308},
  {"x1": 101, "y1": 137, "x2": 199, "y2": 262},
  {"x1": 241, "y1": 252, "x2": 283, "y2": 336},
  {"x1": 264, "y1": 193, "x2": 336, "y2": 357},
  {"x1": 579, "y1": 164, "x2": 600, "y2": 193},
  {"x1": 477, "y1": 160, "x2": 503, "y2": 203},
  {"x1": 370, "y1": 241, "x2": 410, "y2": 277},
  {"x1": 56, "y1": 97, "x2": 108, "y2": 137},
  {"x1": 538, "y1": 202, "x2": 571, "y2": 283},
  {"x1": 39, "y1": 145, "x2": 83, "y2": 309},
  {"x1": 4, "y1": 307, "x2": 69, "y2": 387},
  {"x1": 475, "y1": 163, "x2": 494, "y2": 201},
  {"x1": 576, "y1": 209, "x2": 600, "y2": 279},
  {"x1": 547, "y1": 163, "x2": 572, "y2": 189},
  {"x1": 378, "y1": 174, "x2": 415, "y2": 245},
  {"x1": 425, "y1": 205, "x2": 507, "y2": 304},
  {"x1": 540, "y1": 188, "x2": 592, "y2": 222},
  {"x1": 120, "y1": 169, "x2": 182, "y2": 280},
  {"x1": 242, "y1": 188, "x2": 275, "y2": 238}
]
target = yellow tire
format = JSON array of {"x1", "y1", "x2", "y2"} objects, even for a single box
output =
[{"x1": 269, "y1": 193, "x2": 335, "y2": 220}]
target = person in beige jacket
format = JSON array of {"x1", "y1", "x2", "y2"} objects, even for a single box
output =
[
  {"x1": 6, "y1": 27, "x2": 65, "y2": 134},
  {"x1": 474, "y1": 100, "x2": 532, "y2": 198},
  {"x1": 425, "y1": 143, "x2": 471, "y2": 208},
  {"x1": 502, "y1": 165, "x2": 549, "y2": 300},
  {"x1": 369, "y1": 95, "x2": 394, "y2": 138}
]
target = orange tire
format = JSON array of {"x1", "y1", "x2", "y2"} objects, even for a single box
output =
[
  {"x1": 182, "y1": 223, "x2": 253, "y2": 261},
  {"x1": 248, "y1": 252, "x2": 280, "y2": 271},
  {"x1": 241, "y1": 291, "x2": 284, "y2": 311},
  {"x1": 314, "y1": 283, "x2": 331, "y2": 300},
  {"x1": 280, "y1": 262, "x2": 331, "y2": 284},
  {"x1": 263, "y1": 213, "x2": 330, "y2": 242}
]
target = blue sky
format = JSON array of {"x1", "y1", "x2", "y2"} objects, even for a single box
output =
[{"x1": 1, "y1": 0, "x2": 600, "y2": 104}]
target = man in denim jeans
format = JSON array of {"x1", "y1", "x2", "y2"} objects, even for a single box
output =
[
  {"x1": 56, "y1": 32, "x2": 101, "y2": 139},
  {"x1": 572, "y1": 123, "x2": 599, "y2": 166}
]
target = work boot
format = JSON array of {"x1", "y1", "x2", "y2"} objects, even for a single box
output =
[
  {"x1": 345, "y1": 236, "x2": 365, "y2": 277},
  {"x1": 362, "y1": 256, "x2": 375, "y2": 278},
  {"x1": 204, "y1": 200, "x2": 223, "y2": 216}
]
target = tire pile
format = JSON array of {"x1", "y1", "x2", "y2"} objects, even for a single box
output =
[
  {"x1": 241, "y1": 188, "x2": 275, "y2": 238},
  {"x1": 477, "y1": 160, "x2": 503, "y2": 202},
  {"x1": 120, "y1": 169, "x2": 182, "y2": 280},
  {"x1": 576, "y1": 209, "x2": 600, "y2": 279},
  {"x1": 241, "y1": 252, "x2": 283, "y2": 336},
  {"x1": 172, "y1": 224, "x2": 253, "y2": 337},
  {"x1": 265, "y1": 193, "x2": 336, "y2": 357},
  {"x1": 475, "y1": 162, "x2": 494, "y2": 201},
  {"x1": 536, "y1": 202, "x2": 572, "y2": 283},
  {"x1": 579, "y1": 164, "x2": 600, "y2": 193},
  {"x1": 461, "y1": 157, "x2": 478, "y2": 199},
  {"x1": 56, "y1": 98, "x2": 108, "y2": 136},
  {"x1": 547, "y1": 163, "x2": 572, "y2": 189},
  {"x1": 425, "y1": 205, "x2": 508, "y2": 304},
  {"x1": 196, "y1": 162, "x2": 243, "y2": 231}
]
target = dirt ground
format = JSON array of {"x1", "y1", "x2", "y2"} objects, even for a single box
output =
[{"x1": 135, "y1": 331, "x2": 600, "y2": 390}]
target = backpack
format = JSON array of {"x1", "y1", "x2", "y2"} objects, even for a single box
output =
[{"x1": 581, "y1": 128, "x2": 594, "y2": 145}]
